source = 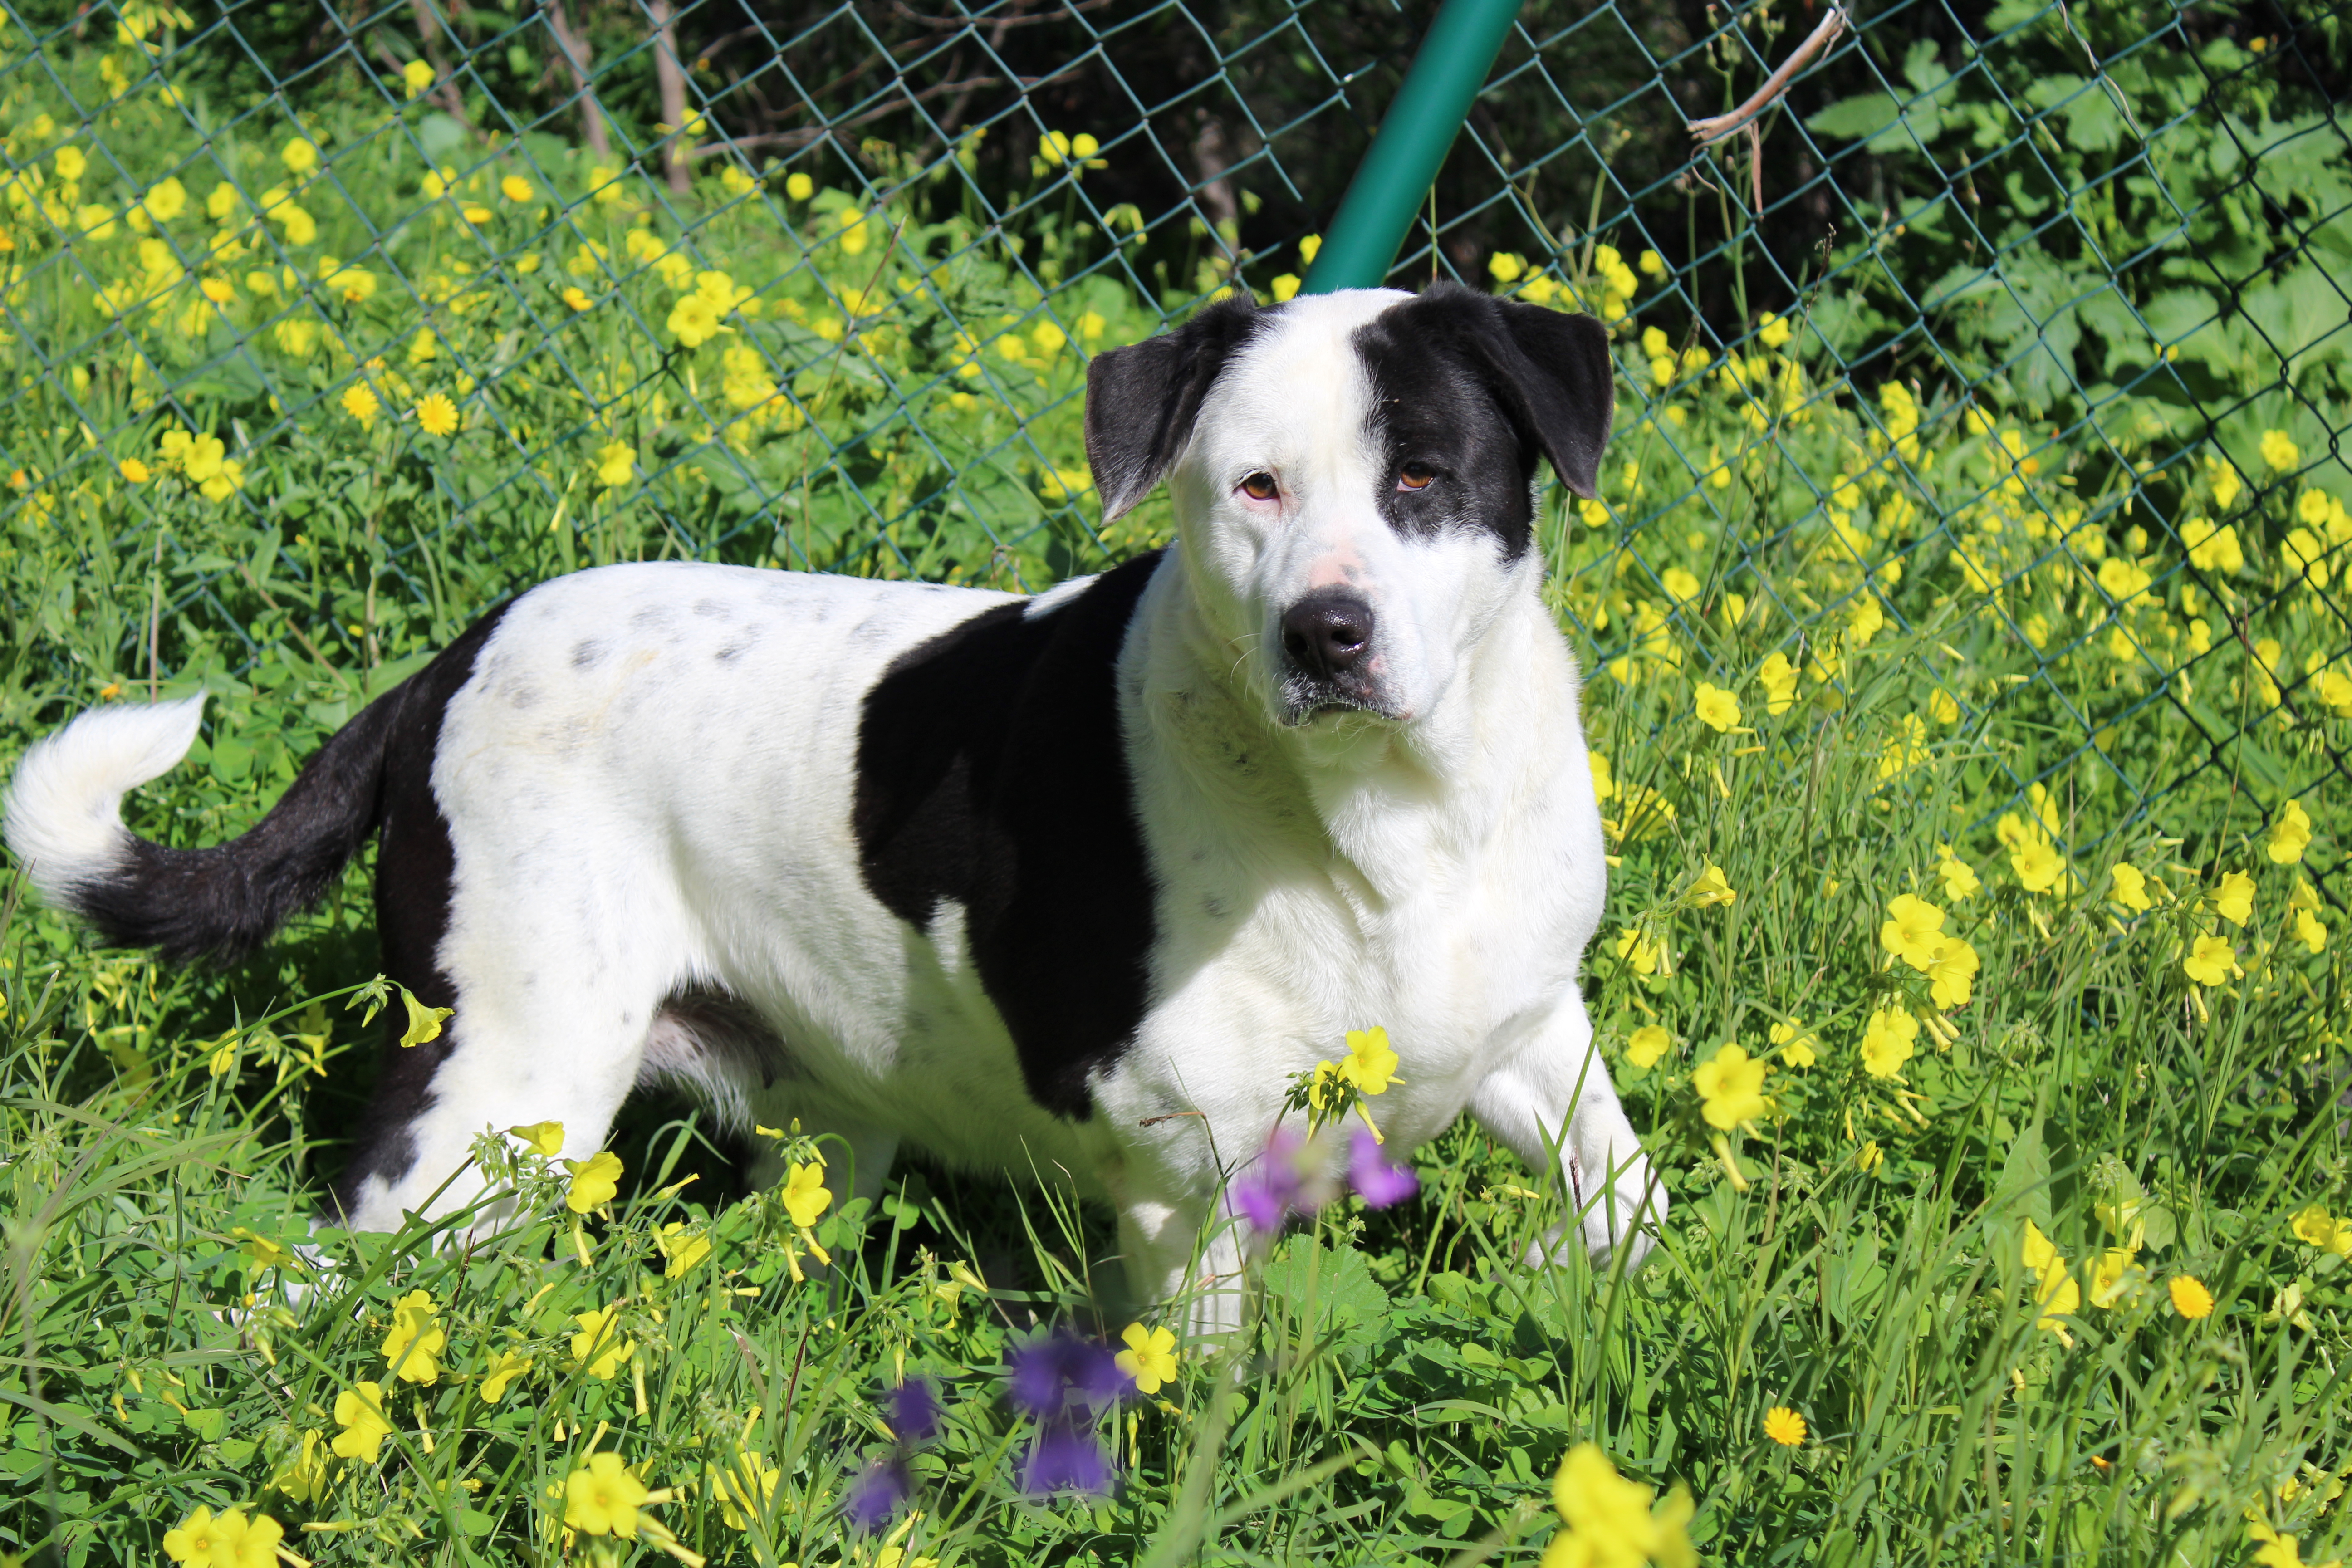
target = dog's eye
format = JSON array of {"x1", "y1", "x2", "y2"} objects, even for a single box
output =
[
  {"x1": 1239, "y1": 472, "x2": 1279, "y2": 502},
  {"x1": 1397, "y1": 463, "x2": 1436, "y2": 491}
]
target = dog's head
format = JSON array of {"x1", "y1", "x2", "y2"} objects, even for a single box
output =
[{"x1": 1085, "y1": 283, "x2": 1613, "y2": 729}]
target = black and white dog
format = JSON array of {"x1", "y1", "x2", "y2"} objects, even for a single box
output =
[{"x1": 6, "y1": 282, "x2": 1661, "y2": 1318}]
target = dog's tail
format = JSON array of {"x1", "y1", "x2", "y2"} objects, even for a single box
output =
[{"x1": 5, "y1": 688, "x2": 403, "y2": 964}]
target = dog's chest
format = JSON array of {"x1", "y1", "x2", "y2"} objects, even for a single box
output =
[{"x1": 1128, "y1": 755, "x2": 1596, "y2": 1138}]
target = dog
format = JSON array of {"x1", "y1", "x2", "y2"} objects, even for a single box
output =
[{"x1": 5, "y1": 281, "x2": 1661, "y2": 1321}]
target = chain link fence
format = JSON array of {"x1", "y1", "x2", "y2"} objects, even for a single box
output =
[{"x1": 0, "y1": 0, "x2": 2344, "y2": 894}]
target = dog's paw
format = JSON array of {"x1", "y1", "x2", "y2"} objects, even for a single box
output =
[{"x1": 1522, "y1": 1143, "x2": 1667, "y2": 1272}]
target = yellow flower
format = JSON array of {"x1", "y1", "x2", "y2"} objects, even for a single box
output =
[
  {"x1": 2183, "y1": 934, "x2": 2235, "y2": 986},
  {"x1": 163, "y1": 1504, "x2": 226, "y2": 1564},
  {"x1": 272, "y1": 1429, "x2": 332, "y2": 1504},
  {"x1": 563, "y1": 285, "x2": 593, "y2": 312},
  {"x1": 2168, "y1": 1274, "x2": 2214, "y2": 1319},
  {"x1": 2259, "y1": 429, "x2": 2298, "y2": 470},
  {"x1": 661, "y1": 1222, "x2": 712, "y2": 1278},
  {"x1": 2211, "y1": 870, "x2": 2255, "y2": 926},
  {"x1": 785, "y1": 172, "x2": 814, "y2": 201},
  {"x1": 668, "y1": 290, "x2": 722, "y2": 348},
  {"x1": 565, "y1": 1451, "x2": 648, "y2": 1538},
  {"x1": 1934, "y1": 845, "x2": 1980, "y2": 901},
  {"x1": 1116, "y1": 1322, "x2": 1180, "y2": 1393},
  {"x1": 565, "y1": 1149, "x2": 623, "y2": 1212},
  {"x1": 2183, "y1": 516, "x2": 2243, "y2": 573},
  {"x1": 1271, "y1": 274, "x2": 1301, "y2": 302},
  {"x1": 1859, "y1": 1009, "x2": 1917, "y2": 1079},
  {"x1": 1925, "y1": 937, "x2": 1979, "y2": 1009},
  {"x1": 281, "y1": 137, "x2": 319, "y2": 175},
  {"x1": 2268, "y1": 800, "x2": 2312, "y2": 864},
  {"x1": 500, "y1": 174, "x2": 533, "y2": 204},
  {"x1": 1692, "y1": 1043, "x2": 1768, "y2": 1130},
  {"x1": 2009, "y1": 835, "x2": 2067, "y2": 893},
  {"x1": 1854, "y1": 1140, "x2": 1884, "y2": 1173},
  {"x1": 1687, "y1": 864, "x2": 1735, "y2": 908},
  {"x1": 1757, "y1": 651, "x2": 1799, "y2": 715},
  {"x1": 2109, "y1": 862, "x2": 2152, "y2": 912},
  {"x1": 414, "y1": 392, "x2": 459, "y2": 437},
  {"x1": 54, "y1": 144, "x2": 86, "y2": 182},
  {"x1": 341, "y1": 382, "x2": 378, "y2": 426},
  {"x1": 1602, "y1": 1026, "x2": 1661, "y2": 1075},
  {"x1": 571, "y1": 1306, "x2": 636, "y2": 1380},
  {"x1": 1543, "y1": 1443, "x2": 1695, "y2": 1568},
  {"x1": 1661, "y1": 567, "x2": 1700, "y2": 603},
  {"x1": 2089, "y1": 1247, "x2": 2138, "y2": 1308},
  {"x1": 402, "y1": 59, "x2": 435, "y2": 97},
  {"x1": 2295, "y1": 904, "x2": 2328, "y2": 954},
  {"x1": 1757, "y1": 311, "x2": 1792, "y2": 349},
  {"x1": 478, "y1": 1347, "x2": 531, "y2": 1401},
  {"x1": 119, "y1": 458, "x2": 150, "y2": 484},
  {"x1": 330, "y1": 1381, "x2": 393, "y2": 1461},
  {"x1": 1693, "y1": 683, "x2": 1740, "y2": 733},
  {"x1": 1763, "y1": 1406, "x2": 1806, "y2": 1446},
  {"x1": 163, "y1": 1506, "x2": 282, "y2": 1568},
  {"x1": 2033, "y1": 1258, "x2": 2081, "y2": 1341},
  {"x1": 711, "y1": 1446, "x2": 783, "y2": 1530},
  {"x1": 1881, "y1": 893, "x2": 1945, "y2": 969},
  {"x1": 142, "y1": 176, "x2": 187, "y2": 223},
  {"x1": 2247, "y1": 1517, "x2": 2338, "y2": 1568},
  {"x1": 181, "y1": 433, "x2": 226, "y2": 484},
  {"x1": 234, "y1": 1227, "x2": 289, "y2": 1271},
  {"x1": 594, "y1": 441, "x2": 635, "y2": 489},
  {"x1": 1340, "y1": 1026, "x2": 1399, "y2": 1094},
  {"x1": 380, "y1": 1289, "x2": 446, "y2": 1384},
  {"x1": 2290, "y1": 1206, "x2": 2338, "y2": 1248},
  {"x1": 784, "y1": 1160, "x2": 832, "y2": 1228},
  {"x1": 1768, "y1": 1019, "x2": 1816, "y2": 1068},
  {"x1": 1588, "y1": 753, "x2": 1614, "y2": 803},
  {"x1": 507, "y1": 1119, "x2": 564, "y2": 1156},
  {"x1": 1613, "y1": 926, "x2": 1663, "y2": 976},
  {"x1": 400, "y1": 990, "x2": 451, "y2": 1046}
]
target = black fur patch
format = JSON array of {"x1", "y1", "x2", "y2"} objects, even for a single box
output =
[
  {"x1": 332, "y1": 605, "x2": 512, "y2": 1209},
  {"x1": 852, "y1": 554, "x2": 1162, "y2": 1119},
  {"x1": 1083, "y1": 295, "x2": 1270, "y2": 520},
  {"x1": 1353, "y1": 284, "x2": 1617, "y2": 558},
  {"x1": 76, "y1": 697, "x2": 403, "y2": 965}
]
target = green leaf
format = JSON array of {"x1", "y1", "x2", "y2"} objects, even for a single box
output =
[{"x1": 1807, "y1": 93, "x2": 1904, "y2": 145}]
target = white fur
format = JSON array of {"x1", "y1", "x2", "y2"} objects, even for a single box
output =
[
  {"x1": 5, "y1": 694, "x2": 206, "y2": 901},
  {"x1": 13, "y1": 294, "x2": 1662, "y2": 1327}
]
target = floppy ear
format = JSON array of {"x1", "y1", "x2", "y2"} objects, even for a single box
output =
[
  {"x1": 1471, "y1": 296, "x2": 1617, "y2": 500},
  {"x1": 1084, "y1": 294, "x2": 1265, "y2": 521}
]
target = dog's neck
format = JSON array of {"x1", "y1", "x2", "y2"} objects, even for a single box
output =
[{"x1": 1126, "y1": 548, "x2": 1570, "y2": 894}]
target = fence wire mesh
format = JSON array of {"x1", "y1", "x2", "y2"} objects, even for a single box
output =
[{"x1": 0, "y1": 0, "x2": 2344, "y2": 900}]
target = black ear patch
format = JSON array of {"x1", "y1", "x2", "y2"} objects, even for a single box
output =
[
  {"x1": 1358, "y1": 283, "x2": 1617, "y2": 502},
  {"x1": 1084, "y1": 294, "x2": 1269, "y2": 520}
]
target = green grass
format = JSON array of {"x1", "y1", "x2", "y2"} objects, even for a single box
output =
[{"x1": 0, "y1": 34, "x2": 2348, "y2": 1568}]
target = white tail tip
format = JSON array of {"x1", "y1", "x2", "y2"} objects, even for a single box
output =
[{"x1": 4, "y1": 694, "x2": 207, "y2": 901}]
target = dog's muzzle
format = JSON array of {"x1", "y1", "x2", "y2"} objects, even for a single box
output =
[{"x1": 1277, "y1": 590, "x2": 1395, "y2": 723}]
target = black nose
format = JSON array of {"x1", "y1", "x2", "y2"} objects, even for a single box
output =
[{"x1": 1281, "y1": 593, "x2": 1375, "y2": 679}]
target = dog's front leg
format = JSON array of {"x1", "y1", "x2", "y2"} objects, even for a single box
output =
[
  {"x1": 1115, "y1": 1189, "x2": 1246, "y2": 1340},
  {"x1": 1469, "y1": 990, "x2": 1666, "y2": 1269}
]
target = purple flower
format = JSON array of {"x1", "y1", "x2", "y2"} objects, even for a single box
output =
[
  {"x1": 843, "y1": 1455, "x2": 912, "y2": 1533},
  {"x1": 1349, "y1": 1128, "x2": 1420, "y2": 1209},
  {"x1": 1021, "y1": 1420, "x2": 1112, "y2": 1497},
  {"x1": 1230, "y1": 1125, "x2": 1309, "y2": 1233},
  {"x1": 884, "y1": 1377, "x2": 941, "y2": 1444},
  {"x1": 1006, "y1": 1329, "x2": 1131, "y2": 1421}
]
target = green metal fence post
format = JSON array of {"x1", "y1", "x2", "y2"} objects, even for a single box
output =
[{"x1": 1300, "y1": 0, "x2": 1522, "y2": 294}]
